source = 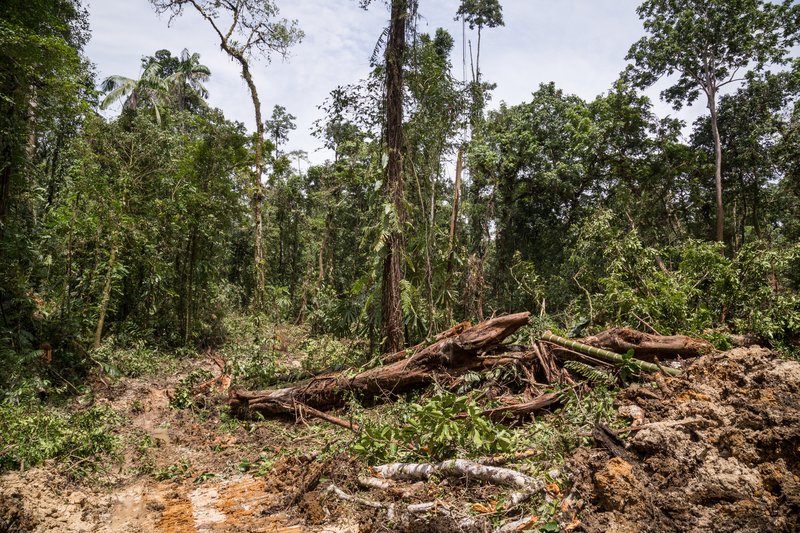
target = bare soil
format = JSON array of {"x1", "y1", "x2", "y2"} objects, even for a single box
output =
[
  {"x1": 1, "y1": 346, "x2": 798, "y2": 532},
  {"x1": 567, "y1": 346, "x2": 800, "y2": 532}
]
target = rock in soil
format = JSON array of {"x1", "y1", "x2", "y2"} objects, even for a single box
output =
[{"x1": 567, "y1": 346, "x2": 800, "y2": 533}]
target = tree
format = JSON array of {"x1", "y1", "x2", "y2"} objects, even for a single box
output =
[
  {"x1": 456, "y1": 0, "x2": 504, "y2": 87},
  {"x1": 456, "y1": 0, "x2": 504, "y2": 321},
  {"x1": 150, "y1": 48, "x2": 211, "y2": 112},
  {"x1": 265, "y1": 104, "x2": 296, "y2": 156},
  {"x1": 626, "y1": 0, "x2": 799, "y2": 242},
  {"x1": 150, "y1": 0, "x2": 303, "y2": 310},
  {"x1": 100, "y1": 60, "x2": 170, "y2": 123},
  {"x1": 381, "y1": 0, "x2": 408, "y2": 353}
]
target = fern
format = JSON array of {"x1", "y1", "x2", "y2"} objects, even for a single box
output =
[{"x1": 564, "y1": 360, "x2": 617, "y2": 386}]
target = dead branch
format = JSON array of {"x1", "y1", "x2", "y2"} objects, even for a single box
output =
[{"x1": 373, "y1": 458, "x2": 542, "y2": 490}]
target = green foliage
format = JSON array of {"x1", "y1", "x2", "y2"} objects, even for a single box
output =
[
  {"x1": 352, "y1": 392, "x2": 516, "y2": 464},
  {"x1": 570, "y1": 209, "x2": 800, "y2": 343},
  {"x1": 0, "y1": 404, "x2": 121, "y2": 475},
  {"x1": 154, "y1": 458, "x2": 194, "y2": 481},
  {"x1": 563, "y1": 361, "x2": 616, "y2": 386},
  {"x1": 170, "y1": 369, "x2": 214, "y2": 410},
  {"x1": 92, "y1": 338, "x2": 180, "y2": 378},
  {"x1": 626, "y1": 0, "x2": 798, "y2": 108}
]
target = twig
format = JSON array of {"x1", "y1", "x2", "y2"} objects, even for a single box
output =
[
  {"x1": 325, "y1": 483, "x2": 395, "y2": 521},
  {"x1": 293, "y1": 401, "x2": 360, "y2": 432}
]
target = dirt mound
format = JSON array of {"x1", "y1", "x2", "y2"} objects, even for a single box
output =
[{"x1": 568, "y1": 346, "x2": 800, "y2": 532}]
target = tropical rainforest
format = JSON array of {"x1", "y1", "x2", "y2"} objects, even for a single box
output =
[{"x1": 2, "y1": 1, "x2": 800, "y2": 532}]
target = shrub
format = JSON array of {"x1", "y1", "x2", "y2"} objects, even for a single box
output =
[
  {"x1": 0, "y1": 404, "x2": 121, "y2": 476},
  {"x1": 352, "y1": 392, "x2": 516, "y2": 464}
]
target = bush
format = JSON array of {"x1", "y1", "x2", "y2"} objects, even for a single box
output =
[
  {"x1": 352, "y1": 392, "x2": 516, "y2": 464},
  {"x1": 0, "y1": 404, "x2": 121, "y2": 476}
]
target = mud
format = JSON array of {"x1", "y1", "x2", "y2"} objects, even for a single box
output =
[
  {"x1": 3, "y1": 346, "x2": 799, "y2": 532},
  {"x1": 568, "y1": 346, "x2": 800, "y2": 532}
]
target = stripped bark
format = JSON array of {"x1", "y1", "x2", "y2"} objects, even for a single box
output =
[{"x1": 373, "y1": 458, "x2": 540, "y2": 489}]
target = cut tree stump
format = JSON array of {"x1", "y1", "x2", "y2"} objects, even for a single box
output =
[{"x1": 229, "y1": 312, "x2": 531, "y2": 416}]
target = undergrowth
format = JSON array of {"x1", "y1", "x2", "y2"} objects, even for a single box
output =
[{"x1": 0, "y1": 403, "x2": 122, "y2": 477}]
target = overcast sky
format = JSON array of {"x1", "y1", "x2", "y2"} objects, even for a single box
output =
[{"x1": 85, "y1": 0, "x2": 707, "y2": 168}]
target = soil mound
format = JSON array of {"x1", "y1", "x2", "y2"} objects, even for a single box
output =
[{"x1": 568, "y1": 346, "x2": 800, "y2": 532}]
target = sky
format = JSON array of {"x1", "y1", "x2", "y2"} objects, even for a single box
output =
[{"x1": 85, "y1": 0, "x2": 708, "y2": 169}]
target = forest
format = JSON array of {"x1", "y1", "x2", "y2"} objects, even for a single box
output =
[{"x1": 1, "y1": 0, "x2": 800, "y2": 531}]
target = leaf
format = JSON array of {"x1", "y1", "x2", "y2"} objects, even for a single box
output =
[{"x1": 471, "y1": 502, "x2": 493, "y2": 514}]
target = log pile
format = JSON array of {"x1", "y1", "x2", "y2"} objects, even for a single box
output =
[
  {"x1": 215, "y1": 316, "x2": 719, "y2": 531},
  {"x1": 227, "y1": 314, "x2": 713, "y2": 424},
  {"x1": 229, "y1": 312, "x2": 533, "y2": 417}
]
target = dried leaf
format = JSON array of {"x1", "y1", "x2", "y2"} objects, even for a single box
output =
[{"x1": 471, "y1": 502, "x2": 494, "y2": 514}]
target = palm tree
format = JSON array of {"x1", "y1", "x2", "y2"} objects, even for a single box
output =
[
  {"x1": 100, "y1": 60, "x2": 170, "y2": 123},
  {"x1": 166, "y1": 49, "x2": 210, "y2": 112},
  {"x1": 99, "y1": 49, "x2": 210, "y2": 122}
]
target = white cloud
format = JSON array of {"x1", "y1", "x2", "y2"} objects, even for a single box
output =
[{"x1": 85, "y1": 0, "x2": 715, "y2": 167}]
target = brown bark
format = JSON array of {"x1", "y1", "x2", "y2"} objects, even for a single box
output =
[
  {"x1": 229, "y1": 312, "x2": 530, "y2": 415},
  {"x1": 381, "y1": 0, "x2": 407, "y2": 354},
  {"x1": 580, "y1": 327, "x2": 714, "y2": 362},
  {"x1": 383, "y1": 320, "x2": 471, "y2": 364}
]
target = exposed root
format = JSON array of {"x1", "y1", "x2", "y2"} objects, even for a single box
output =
[{"x1": 325, "y1": 483, "x2": 396, "y2": 521}]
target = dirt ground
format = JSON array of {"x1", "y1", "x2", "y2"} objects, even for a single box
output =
[
  {"x1": 568, "y1": 346, "x2": 800, "y2": 532},
  {"x1": 1, "y1": 346, "x2": 799, "y2": 532}
]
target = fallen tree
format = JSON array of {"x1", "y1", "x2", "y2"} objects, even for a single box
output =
[
  {"x1": 229, "y1": 312, "x2": 532, "y2": 416},
  {"x1": 542, "y1": 331, "x2": 682, "y2": 376},
  {"x1": 578, "y1": 327, "x2": 713, "y2": 362}
]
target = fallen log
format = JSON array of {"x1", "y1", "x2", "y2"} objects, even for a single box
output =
[
  {"x1": 373, "y1": 458, "x2": 545, "y2": 508},
  {"x1": 383, "y1": 321, "x2": 471, "y2": 364},
  {"x1": 373, "y1": 458, "x2": 539, "y2": 489},
  {"x1": 580, "y1": 327, "x2": 713, "y2": 362},
  {"x1": 230, "y1": 312, "x2": 531, "y2": 416},
  {"x1": 541, "y1": 331, "x2": 681, "y2": 377},
  {"x1": 454, "y1": 392, "x2": 561, "y2": 423}
]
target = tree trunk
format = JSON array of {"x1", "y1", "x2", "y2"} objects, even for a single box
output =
[
  {"x1": 381, "y1": 0, "x2": 407, "y2": 354},
  {"x1": 230, "y1": 312, "x2": 530, "y2": 415},
  {"x1": 444, "y1": 148, "x2": 463, "y2": 322},
  {"x1": 708, "y1": 91, "x2": 724, "y2": 243},
  {"x1": 578, "y1": 327, "x2": 714, "y2": 362},
  {"x1": 93, "y1": 244, "x2": 118, "y2": 350},
  {"x1": 236, "y1": 57, "x2": 267, "y2": 310}
]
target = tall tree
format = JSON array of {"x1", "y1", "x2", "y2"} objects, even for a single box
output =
[
  {"x1": 265, "y1": 104, "x2": 296, "y2": 156},
  {"x1": 626, "y1": 0, "x2": 799, "y2": 242},
  {"x1": 150, "y1": 0, "x2": 303, "y2": 310},
  {"x1": 380, "y1": 0, "x2": 408, "y2": 353},
  {"x1": 457, "y1": 0, "x2": 504, "y2": 321}
]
